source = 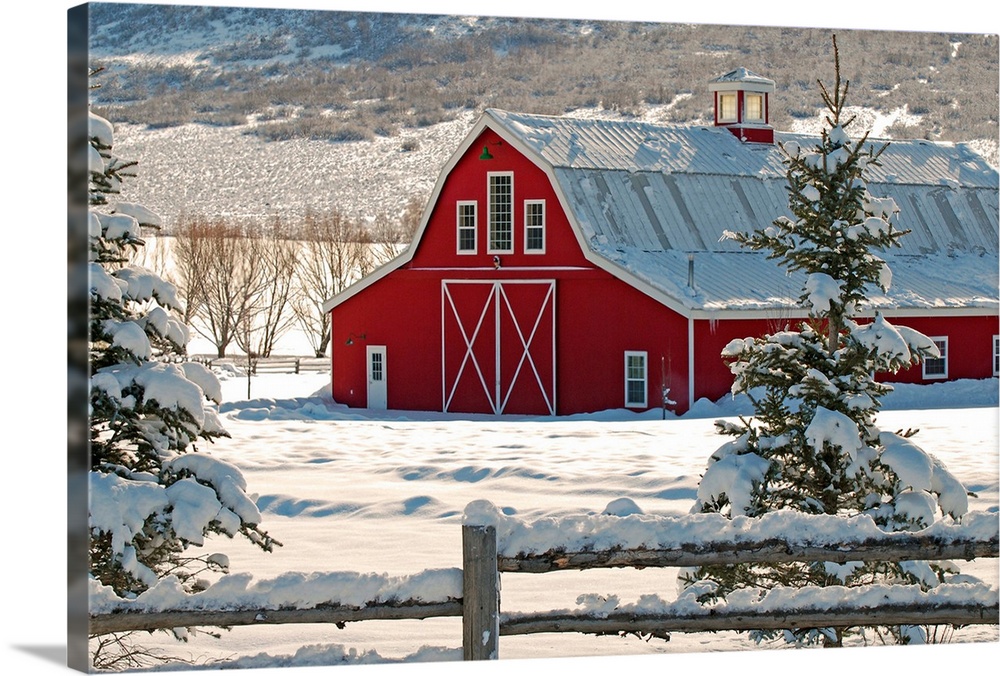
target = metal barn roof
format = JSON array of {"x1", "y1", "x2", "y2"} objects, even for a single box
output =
[{"x1": 486, "y1": 109, "x2": 999, "y2": 314}]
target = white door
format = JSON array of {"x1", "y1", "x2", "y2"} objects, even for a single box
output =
[{"x1": 366, "y1": 345, "x2": 387, "y2": 410}]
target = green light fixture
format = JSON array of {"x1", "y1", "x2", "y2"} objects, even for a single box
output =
[{"x1": 479, "y1": 145, "x2": 494, "y2": 160}]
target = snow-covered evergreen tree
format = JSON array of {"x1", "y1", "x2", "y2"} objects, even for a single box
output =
[
  {"x1": 87, "y1": 92, "x2": 280, "y2": 664},
  {"x1": 686, "y1": 38, "x2": 972, "y2": 647}
]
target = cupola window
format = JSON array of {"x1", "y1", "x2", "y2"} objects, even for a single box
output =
[
  {"x1": 745, "y1": 92, "x2": 765, "y2": 122},
  {"x1": 719, "y1": 93, "x2": 738, "y2": 122}
]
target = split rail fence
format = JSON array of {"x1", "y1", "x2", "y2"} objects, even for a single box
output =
[
  {"x1": 186, "y1": 355, "x2": 331, "y2": 375},
  {"x1": 90, "y1": 515, "x2": 1000, "y2": 661}
]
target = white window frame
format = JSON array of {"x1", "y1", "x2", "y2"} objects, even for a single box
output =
[
  {"x1": 718, "y1": 92, "x2": 738, "y2": 122},
  {"x1": 993, "y1": 335, "x2": 999, "y2": 377},
  {"x1": 922, "y1": 336, "x2": 948, "y2": 380},
  {"x1": 524, "y1": 199, "x2": 546, "y2": 254},
  {"x1": 745, "y1": 92, "x2": 765, "y2": 122},
  {"x1": 456, "y1": 201, "x2": 477, "y2": 255},
  {"x1": 624, "y1": 351, "x2": 648, "y2": 408},
  {"x1": 487, "y1": 172, "x2": 513, "y2": 254}
]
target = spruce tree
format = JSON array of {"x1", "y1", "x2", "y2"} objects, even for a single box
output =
[
  {"x1": 686, "y1": 38, "x2": 972, "y2": 647},
  {"x1": 87, "y1": 94, "x2": 280, "y2": 665}
]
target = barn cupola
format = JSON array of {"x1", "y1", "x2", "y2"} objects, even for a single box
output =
[{"x1": 708, "y1": 67, "x2": 776, "y2": 144}]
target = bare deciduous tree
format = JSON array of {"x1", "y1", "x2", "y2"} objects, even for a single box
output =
[
  {"x1": 234, "y1": 218, "x2": 299, "y2": 361},
  {"x1": 172, "y1": 201, "x2": 424, "y2": 362},
  {"x1": 292, "y1": 209, "x2": 369, "y2": 357},
  {"x1": 364, "y1": 213, "x2": 399, "y2": 271},
  {"x1": 366, "y1": 196, "x2": 422, "y2": 270},
  {"x1": 174, "y1": 218, "x2": 270, "y2": 358},
  {"x1": 174, "y1": 216, "x2": 300, "y2": 362},
  {"x1": 399, "y1": 195, "x2": 424, "y2": 241},
  {"x1": 171, "y1": 215, "x2": 214, "y2": 325}
]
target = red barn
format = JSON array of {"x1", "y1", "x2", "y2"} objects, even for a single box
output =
[{"x1": 325, "y1": 69, "x2": 999, "y2": 416}]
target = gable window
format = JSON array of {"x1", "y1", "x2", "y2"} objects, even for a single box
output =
[
  {"x1": 524, "y1": 200, "x2": 545, "y2": 253},
  {"x1": 719, "y1": 93, "x2": 738, "y2": 122},
  {"x1": 745, "y1": 92, "x2": 765, "y2": 122},
  {"x1": 624, "y1": 351, "x2": 648, "y2": 408},
  {"x1": 993, "y1": 335, "x2": 999, "y2": 377},
  {"x1": 488, "y1": 172, "x2": 513, "y2": 253},
  {"x1": 923, "y1": 337, "x2": 948, "y2": 380},
  {"x1": 457, "y1": 201, "x2": 477, "y2": 254}
]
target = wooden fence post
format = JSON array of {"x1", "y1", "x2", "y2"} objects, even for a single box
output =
[{"x1": 462, "y1": 524, "x2": 499, "y2": 660}]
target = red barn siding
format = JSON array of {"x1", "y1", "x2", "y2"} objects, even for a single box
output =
[
  {"x1": 332, "y1": 272, "x2": 443, "y2": 411},
  {"x1": 879, "y1": 315, "x2": 999, "y2": 384},
  {"x1": 410, "y1": 129, "x2": 590, "y2": 271},
  {"x1": 331, "y1": 261, "x2": 997, "y2": 415},
  {"x1": 731, "y1": 126, "x2": 775, "y2": 144},
  {"x1": 554, "y1": 271, "x2": 690, "y2": 414},
  {"x1": 688, "y1": 314, "x2": 1000, "y2": 408},
  {"x1": 332, "y1": 265, "x2": 694, "y2": 416},
  {"x1": 692, "y1": 317, "x2": 775, "y2": 404}
]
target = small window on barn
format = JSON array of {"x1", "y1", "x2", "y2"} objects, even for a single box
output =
[
  {"x1": 993, "y1": 335, "x2": 999, "y2": 377},
  {"x1": 745, "y1": 92, "x2": 765, "y2": 122},
  {"x1": 370, "y1": 350, "x2": 384, "y2": 382},
  {"x1": 719, "y1": 93, "x2": 738, "y2": 122},
  {"x1": 524, "y1": 200, "x2": 545, "y2": 253},
  {"x1": 923, "y1": 337, "x2": 948, "y2": 380},
  {"x1": 457, "y1": 201, "x2": 477, "y2": 254},
  {"x1": 624, "y1": 351, "x2": 648, "y2": 408},
  {"x1": 488, "y1": 172, "x2": 513, "y2": 253}
]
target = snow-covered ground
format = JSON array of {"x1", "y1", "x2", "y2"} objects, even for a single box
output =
[{"x1": 85, "y1": 369, "x2": 999, "y2": 672}]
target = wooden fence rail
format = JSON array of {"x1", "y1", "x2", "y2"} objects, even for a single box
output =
[
  {"x1": 499, "y1": 603, "x2": 999, "y2": 639},
  {"x1": 89, "y1": 600, "x2": 462, "y2": 636},
  {"x1": 89, "y1": 514, "x2": 1000, "y2": 662},
  {"x1": 185, "y1": 355, "x2": 330, "y2": 375},
  {"x1": 496, "y1": 532, "x2": 1000, "y2": 572}
]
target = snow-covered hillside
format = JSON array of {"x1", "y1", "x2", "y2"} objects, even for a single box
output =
[
  {"x1": 112, "y1": 99, "x2": 999, "y2": 229},
  {"x1": 110, "y1": 114, "x2": 474, "y2": 225},
  {"x1": 90, "y1": 3, "x2": 999, "y2": 228}
]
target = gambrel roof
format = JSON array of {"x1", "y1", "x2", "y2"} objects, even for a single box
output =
[
  {"x1": 326, "y1": 108, "x2": 998, "y2": 319},
  {"x1": 485, "y1": 108, "x2": 998, "y2": 317}
]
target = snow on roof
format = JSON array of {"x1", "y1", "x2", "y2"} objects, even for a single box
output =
[
  {"x1": 709, "y1": 67, "x2": 776, "y2": 87},
  {"x1": 486, "y1": 109, "x2": 999, "y2": 314},
  {"x1": 488, "y1": 109, "x2": 997, "y2": 188},
  {"x1": 597, "y1": 248, "x2": 998, "y2": 314}
]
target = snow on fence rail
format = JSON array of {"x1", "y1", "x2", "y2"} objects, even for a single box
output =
[
  {"x1": 88, "y1": 569, "x2": 464, "y2": 636},
  {"x1": 184, "y1": 355, "x2": 330, "y2": 374},
  {"x1": 88, "y1": 506, "x2": 1000, "y2": 661}
]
